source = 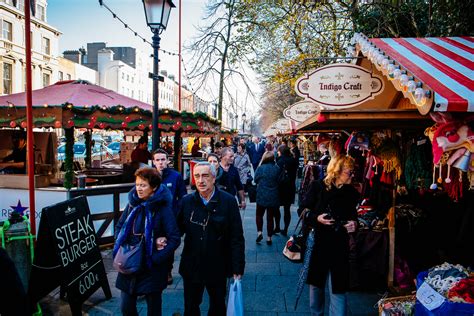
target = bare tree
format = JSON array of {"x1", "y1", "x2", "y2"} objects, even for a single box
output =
[{"x1": 187, "y1": 0, "x2": 258, "y2": 121}]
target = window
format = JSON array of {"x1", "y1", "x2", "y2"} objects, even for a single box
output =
[
  {"x1": 17, "y1": 0, "x2": 25, "y2": 11},
  {"x1": 36, "y1": 5, "x2": 45, "y2": 21},
  {"x1": 42, "y1": 73, "x2": 50, "y2": 87},
  {"x1": 42, "y1": 37, "x2": 50, "y2": 55},
  {"x1": 67, "y1": 74, "x2": 71, "y2": 80},
  {"x1": 58, "y1": 71, "x2": 64, "y2": 81},
  {"x1": 122, "y1": 73, "x2": 124, "y2": 79},
  {"x1": 3, "y1": 63, "x2": 12, "y2": 94},
  {"x1": 2, "y1": 20, "x2": 12, "y2": 41}
]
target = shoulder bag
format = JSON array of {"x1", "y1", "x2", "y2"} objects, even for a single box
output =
[
  {"x1": 282, "y1": 209, "x2": 309, "y2": 263},
  {"x1": 113, "y1": 237, "x2": 145, "y2": 275}
]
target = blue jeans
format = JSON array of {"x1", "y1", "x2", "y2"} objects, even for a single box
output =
[
  {"x1": 120, "y1": 291, "x2": 162, "y2": 316},
  {"x1": 309, "y1": 272, "x2": 347, "y2": 316}
]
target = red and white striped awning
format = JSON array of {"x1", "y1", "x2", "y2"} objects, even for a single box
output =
[{"x1": 358, "y1": 36, "x2": 473, "y2": 112}]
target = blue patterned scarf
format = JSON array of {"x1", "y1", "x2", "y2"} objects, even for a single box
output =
[{"x1": 113, "y1": 187, "x2": 161, "y2": 269}]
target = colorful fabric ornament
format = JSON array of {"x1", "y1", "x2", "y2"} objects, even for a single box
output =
[{"x1": 447, "y1": 276, "x2": 474, "y2": 303}]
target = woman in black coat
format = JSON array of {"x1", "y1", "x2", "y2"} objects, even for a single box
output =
[
  {"x1": 276, "y1": 144, "x2": 298, "y2": 235},
  {"x1": 114, "y1": 168, "x2": 181, "y2": 316},
  {"x1": 254, "y1": 151, "x2": 281, "y2": 245},
  {"x1": 301, "y1": 155, "x2": 359, "y2": 316}
]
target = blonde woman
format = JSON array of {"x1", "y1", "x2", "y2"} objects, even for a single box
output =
[{"x1": 301, "y1": 155, "x2": 359, "y2": 316}]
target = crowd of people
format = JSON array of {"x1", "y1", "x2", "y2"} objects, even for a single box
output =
[{"x1": 113, "y1": 133, "x2": 360, "y2": 316}]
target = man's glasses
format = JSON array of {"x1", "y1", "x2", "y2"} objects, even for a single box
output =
[{"x1": 190, "y1": 211, "x2": 210, "y2": 229}]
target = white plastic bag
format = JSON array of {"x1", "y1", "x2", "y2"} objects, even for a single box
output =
[{"x1": 227, "y1": 279, "x2": 243, "y2": 316}]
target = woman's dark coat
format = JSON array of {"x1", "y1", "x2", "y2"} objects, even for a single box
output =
[
  {"x1": 115, "y1": 184, "x2": 181, "y2": 295},
  {"x1": 178, "y1": 187, "x2": 245, "y2": 283},
  {"x1": 302, "y1": 180, "x2": 359, "y2": 293},
  {"x1": 276, "y1": 154, "x2": 298, "y2": 205},
  {"x1": 254, "y1": 162, "x2": 280, "y2": 208}
]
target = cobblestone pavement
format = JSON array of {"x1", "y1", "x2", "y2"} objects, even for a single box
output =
[{"x1": 40, "y1": 197, "x2": 381, "y2": 315}]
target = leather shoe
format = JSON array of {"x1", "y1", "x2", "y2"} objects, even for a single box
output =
[
  {"x1": 273, "y1": 228, "x2": 281, "y2": 234},
  {"x1": 256, "y1": 234, "x2": 263, "y2": 243},
  {"x1": 281, "y1": 229, "x2": 288, "y2": 236},
  {"x1": 266, "y1": 239, "x2": 272, "y2": 245}
]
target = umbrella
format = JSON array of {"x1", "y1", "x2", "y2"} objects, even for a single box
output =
[{"x1": 294, "y1": 228, "x2": 315, "y2": 311}]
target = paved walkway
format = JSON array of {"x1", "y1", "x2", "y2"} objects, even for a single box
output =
[{"x1": 40, "y1": 198, "x2": 382, "y2": 315}]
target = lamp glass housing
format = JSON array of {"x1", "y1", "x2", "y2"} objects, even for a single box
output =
[{"x1": 143, "y1": 0, "x2": 175, "y2": 30}]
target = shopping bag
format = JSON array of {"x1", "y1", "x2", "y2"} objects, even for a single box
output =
[
  {"x1": 227, "y1": 279, "x2": 243, "y2": 316},
  {"x1": 247, "y1": 184, "x2": 257, "y2": 203}
]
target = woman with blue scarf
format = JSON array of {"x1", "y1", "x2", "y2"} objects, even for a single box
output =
[{"x1": 114, "y1": 167, "x2": 181, "y2": 316}]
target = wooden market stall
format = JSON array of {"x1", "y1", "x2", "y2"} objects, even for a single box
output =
[
  {"x1": 0, "y1": 80, "x2": 221, "y2": 244},
  {"x1": 294, "y1": 34, "x2": 473, "y2": 294}
]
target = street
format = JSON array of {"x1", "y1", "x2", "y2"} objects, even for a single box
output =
[{"x1": 39, "y1": 197, "x2": 380, "y2": 316}]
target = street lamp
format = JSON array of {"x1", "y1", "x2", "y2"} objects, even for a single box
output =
[
  {"x1": 241, "y1": 112, "x2": 247, "y2": 133},
  {"x1": 142, "y1": 0, "x2": 175, "y2": 151}
]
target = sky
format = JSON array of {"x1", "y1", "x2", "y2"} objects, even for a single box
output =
[
  {"x1": 48, "y1": 0, "x2": 202, "y2": 82},
  {"x1": 47, "y1": 0, "x2": 260, "y2": 117}
]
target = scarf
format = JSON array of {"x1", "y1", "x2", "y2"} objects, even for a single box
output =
[{"x1": 113, "y1": 187, "x2": 162, "y2": 269}]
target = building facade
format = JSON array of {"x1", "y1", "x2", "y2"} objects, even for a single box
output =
[{"x1": 0, "y1": 0, "x2": 60, "y2": 95}]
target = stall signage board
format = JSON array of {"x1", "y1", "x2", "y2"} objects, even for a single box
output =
[
  {"x1": 295, "y1": 64, "x2": 384, "y2": 109},
  {"x1": 264, "y1": 118, "x2": 290, "y2": 136},
  {"x1": 283, "y1": 101, "x2": 321, "y2": 123},
  {"x1": 28, "y1": 196, "x2": 111, "y2": 315}
]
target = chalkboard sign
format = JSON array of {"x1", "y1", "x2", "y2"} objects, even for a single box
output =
[{"x1": 29, "y1": 196, "x2": 111, "y2": 315}]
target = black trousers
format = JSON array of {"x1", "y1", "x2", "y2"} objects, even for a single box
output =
[
  {"x1": 120, "y1": 291, "x2": 162, "y2": 316},
  {"x1": 183, "y1": 278, "x2": 227, "y2": 316}
]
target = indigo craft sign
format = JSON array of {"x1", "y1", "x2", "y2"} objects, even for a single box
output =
[
  {"x1": 283, "y1": 101, "x2": 321, "y2": 123},
  {"x1": 295, "y1": 64, "x2": 384, "y2": 109}
]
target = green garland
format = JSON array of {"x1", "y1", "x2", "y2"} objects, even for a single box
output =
[{"x1": 64, "y1": 128, "x2": 74, "y2": 190}]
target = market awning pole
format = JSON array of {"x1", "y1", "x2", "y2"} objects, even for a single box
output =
[{"x1": 25, "y1": 0, "x2": 36, "y2": 235}]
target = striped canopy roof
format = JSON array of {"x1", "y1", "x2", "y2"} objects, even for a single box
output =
[{"x1": 368, "y1": 37, "x2": 473, "y2": 112}]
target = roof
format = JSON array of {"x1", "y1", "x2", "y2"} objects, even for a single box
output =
[{"x1": 354, "y1": 35, "x2": 473, "y2": 112}]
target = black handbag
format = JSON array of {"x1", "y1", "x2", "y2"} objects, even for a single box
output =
[
  {"x1": 113, "y1": 237, "x2": 144, "y2": 275},
  {"x1": 247, "y1": 183, "x2": 257, "y2": 203},
  {"x1": 282, "y1": 209, "x2": 309, "y2": 263}
]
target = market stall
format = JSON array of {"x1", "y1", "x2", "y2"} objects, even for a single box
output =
[
  {"x1": 0, "y1": 80, "x2": 221, "y2": 244},
  {"x1": 293, "y1": 34, "x2": 473, "y2": 305}
]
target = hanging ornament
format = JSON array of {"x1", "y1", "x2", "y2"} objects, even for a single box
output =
[
  {"x1": 317, "y1": 114, "x2": 326, "y2": 123},
  {"x1": 158, "y1": 123, "x2": 163, "y2": 129},
  {"x1": 430, "y1": 165, "x2": 438, "y2": 190},
  {"x1": 176, "y1": 121, "x2": 182, "y2": 126},
  {"x1": 91, "y1": 116, "x2": 97, "y2": 122},
  {"x1": 20, "y1": 121, "x2": 27, "y2": 128},
  {"x1": 87, "y1": 121, "x2": 94, "y2": 128},
  {"x1": 67, "y1": 119, "x2": 75, "y2": 127},
  {"x1": 9, "y1": 120, "x2": 16, "y2": 128},
  {"x1": 121, "y1": 122, "x2": 128, "y2": 128},
  {"x1": 99, "y1": 122, "x2": 106, "y2": 129},
  {"x1": 148, "y1": 124, "x2": 152, "y2": 130},
  {"x1": 138, "y1": 123, "x2": 145, "y2": 130},
  {"x1": 54, "y1": 120, "x2": 62, "y2": 128},
  {"x1": 125, "y1": 116, "x2": 131, "y2": 123},
  {"x1": 437, "y1": 163, "x2": 443, "y2": 184}
]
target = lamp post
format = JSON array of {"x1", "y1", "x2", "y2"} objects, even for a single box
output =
[
  {"x1": 241, "y1": 112, "x2": 247, "y2": 133},
  {"x1": 142, "y1": 0, "x2": 175, "y2": 151}
]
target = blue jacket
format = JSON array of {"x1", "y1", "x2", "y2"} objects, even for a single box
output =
[
  {"x1": 161, "y1": 168, "x2": 187, "y2": 216},
  {"x1": 247, "y1": 142, "x2": 265, "y2": 170},
  {"x1": 115, "y1": 184, "x2": 181, "y2": 295},
  {"x1": 254, "y1": 162, "x2": 281, "y2": 207}
]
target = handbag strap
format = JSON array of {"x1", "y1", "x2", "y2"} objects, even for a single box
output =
[{"x1": 291, "y1": 208, "x2": 309, "y2": 236}]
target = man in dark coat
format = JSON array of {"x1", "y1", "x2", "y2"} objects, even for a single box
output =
[
  {"x1": 153, "y1": 148, "x2": 187, "y2": 285},
  {"x1": 247, "y1": 136, "x2": 265, "y2": 171},
  {"x1": 178, "y1": 162, "x2": 245, "y2": 315}
]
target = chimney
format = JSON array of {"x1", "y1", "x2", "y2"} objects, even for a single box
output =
[
  {"x1": 98, "y1": 48, "x2": 114, "y2": 65},
  {"x1": 63, "y1": 50, "x2": 82, "y2": 64}
]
